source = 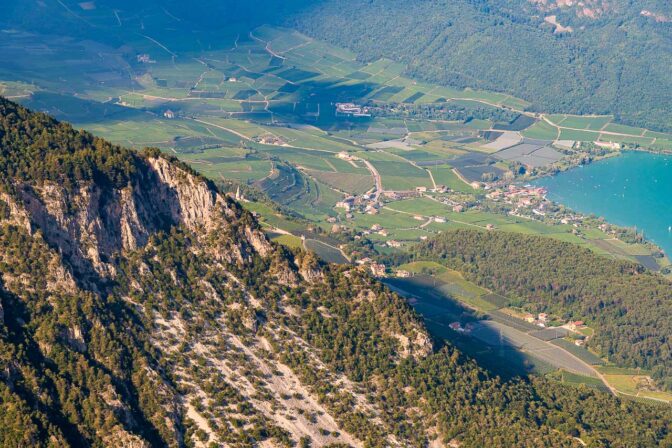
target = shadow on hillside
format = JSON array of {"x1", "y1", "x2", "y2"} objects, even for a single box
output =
[{"x1": 384, "y1": 275, "x2": 548, "y2": 381}]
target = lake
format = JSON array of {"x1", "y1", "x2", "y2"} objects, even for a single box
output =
[{"x1": 533, "y1": 151, "x2": 672, "y2": 255}]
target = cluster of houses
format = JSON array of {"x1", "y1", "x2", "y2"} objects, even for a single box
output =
[
  {"x1": 523, "y1": 312, "x2": 587, "y2": 339},
  {"x1": 368, "y1": 224, "x2": 387, "y2": 236},
  {"x1": 487, "y1": 184, "x2": 547, "y2": 204},
  {"x1": 524, "y1": 312, "x2": 551, "y2": 327},
  {"x1": 381, "y1": 190, "x2": 419, "y2": 200},
  {"x1": 383, "y1": 185, "x2": 449, "y2": 200},
  {"x1": 136, "y1": 53, "x2": 155, "y2": 64},
  {"x1": 487, "y1": 184, "x2": 550, "y2": 217},
  {"x1": 355, "y1": 257, "x2": 387, "y2": 277},
  {"x1": 335, "y1": 152, "x2": 460, "y2": 220},
  {"x1": 355, "y1": 257, "x2": 413, "y2": 276},
  {"x1": 488, "y1": 185, "x2": 606, "y2": 232},
  {"x1": 567, "y1": 320, "x2": 585, "y2": 331},
  {"x1": 559, "y1": 214, "x2": 583, "y2": 225},
  {"x1": 335, "y1": 194, "x2": 380, "y2": 215},
  {"x1": 449, "y1": 322, "x2": 476, "y2": 333},
  {"x1": 413, "y1": 185, "x2": 450, "y2": 194},
  {"x1": 254, "y1": 134, "x2": 286, "y2": 146},
  {"x1": 357, "y1": 224, "x2": 416, "y2": 249},
  {"x1": 335, "y1": 103, "x2": 371, "y2": 117}
]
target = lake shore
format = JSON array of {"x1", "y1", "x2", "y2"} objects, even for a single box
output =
[{"x1": 531, "y1": 151, "x2": 672, "y2": 274}]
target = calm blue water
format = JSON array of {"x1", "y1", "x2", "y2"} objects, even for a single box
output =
[{"x1": 533, "y1": 151, "x2": 672, "y2": 255}]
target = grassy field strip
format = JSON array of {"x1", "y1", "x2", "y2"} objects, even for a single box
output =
[
  {"x1": 384, "y1": 204, "x2": 489, "y2": 231},
  {"x1": 595, "y1": 367, "x2": 672, "y2": 403},
  {"x1": 539, "y1": 114, "x2": 672, "y2": 143},
  {"x1": 190, "y1": 117, "x2": 339, "y2": 155},
  {"x1": 382, "y1": 149, "x2": 440, "y2": 189},
  {"x1": 547, "y1": 371, "x2": 611, "y2": 393},
  {"x1": 303, "y1": 239, "x2": 350, "y2": 264}
]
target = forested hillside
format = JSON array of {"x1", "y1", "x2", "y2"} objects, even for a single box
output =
[
  {"x1": 289, "y1": 0, "x2": 672, "y2": 131},
  {"x1": 411, "y1": 229, "x2": 672, "y2": 390},
  {"x1": 0, "y1": 99, "x2": 671, "y2": 446}
]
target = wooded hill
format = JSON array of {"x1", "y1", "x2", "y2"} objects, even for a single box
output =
[
  {"x1": 0, "y1": 98, "x2": 670, "y2": 446},
  {"x1": 410, "y1": 229, "x2": 672, "y2": 391}
]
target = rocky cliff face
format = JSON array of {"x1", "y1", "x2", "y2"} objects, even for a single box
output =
[{"x1": 1, "y1": 152, "x2": 274, "y2": 281}]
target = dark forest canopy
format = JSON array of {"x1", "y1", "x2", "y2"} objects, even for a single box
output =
[{"x1": 409, "y1": 229, "x2": 672, "y2": 390}]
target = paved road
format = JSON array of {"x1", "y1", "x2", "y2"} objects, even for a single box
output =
[{"x1": 349, "y1": 155, "x2": 383, "y2": 201}]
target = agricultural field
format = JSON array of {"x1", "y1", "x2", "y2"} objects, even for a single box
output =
[
  {"x1": 358, "y1": 151, "x2": 434, "y2": 191},
  {"x1": 428, "y1": 165, "x2": 476, "y2": 193},
  {"x1": 303, "y1": 239, "x2": 349, "y2": 264},
  {"x1": 494, "y1": 141, "x2": 563, "y2": 168},
  {"x1": 603, "y1": 122, "x2": 647, "y2": 136},
  {"x1": 306, "y1": 169, "x2": 373, "y2": 195},
  {"x1": 391, "y1": 264, "x2": 603, "y2": 381},
  {"x1": 520, "y1": 114, "x2": 672, "y2": 147},
  {"x1": 557, "y1": 128, "x2": 600, "y2": 142},
  {"x1": 356, "y1": 198, "x2": 665, "y2": 263},
  {"x1": 396, "y1": 261, "x2": 446, "y2": 274},
  {"x1": 546, "y1": 114, "x2": 613, "y2": 131},
  {"x1": 384, "y1": 276, "x2": 556, "y2": 379},
  {"x1": 269, "y1": 233, "x2": 304, "y2": 250},
  {"x1": 386, "y1": 197, "x2": 451, "y2": 216},
  {"x1": 522, "y1": 120, "x2": 559, "y2": 140},
  {"x1": 470, "y1": 320, "x2": 598, "y2": 377},
  {"x1": 435, "y1": 271, "x2": 501, "y2": 312},
  {"x1": 598, "y1": 369, "x2": 672, "y2": 403},
  {"x1": 600, "y1": 134, "x2": 655, "y2": 146},
  {"x1": 4, "y1": 18, "x2": 670, "y2": 286},
  {"x1": 551, "y1": 339, "x2": 605, "y2": 366}
]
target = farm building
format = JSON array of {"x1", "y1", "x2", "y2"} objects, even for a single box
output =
[{"x1": 370, "y1": 263, "x2": 387, "y2": 277}]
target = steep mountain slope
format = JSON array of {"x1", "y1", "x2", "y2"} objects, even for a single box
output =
[{"x1": 0, "y1": 98, "x2": 671, "y2": 447}]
